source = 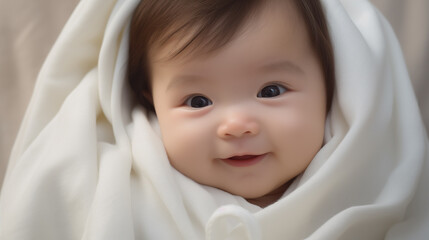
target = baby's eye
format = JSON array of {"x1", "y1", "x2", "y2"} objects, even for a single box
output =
[
  {"x1": 185, "y1": 95, "x2": 213, "y2": 108},
  {"x1": 257, "y1": 84, "x2": 287, "y2": 98}
]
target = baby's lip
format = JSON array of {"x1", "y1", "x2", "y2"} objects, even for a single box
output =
[
  {"x1": 220, "y1": 153, "x2": 264, "y2": 160},
  {"x1": 227, "y1": 155, "x2": 262, "y2": 160},
  {"x1": 220, "y1": 153, "x2": 267, "y2": 167}
]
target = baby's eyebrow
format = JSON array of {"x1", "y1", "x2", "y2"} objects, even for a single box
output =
[
  {"x1": 166, "y1": 60, "x2": 302, "y2": 90},
  {"x1": 258, "y1": 60, "x2": 303, "y2": 74},
  {"x1": 167, "y1": 74, "x2": 204, "y2": 91}
]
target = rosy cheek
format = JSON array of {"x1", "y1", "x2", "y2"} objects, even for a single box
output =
[{"x1": 161, "y1": 118, "x2": 210, "y2": 156}]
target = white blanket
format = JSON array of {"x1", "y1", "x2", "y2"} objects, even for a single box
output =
[{"x1": 1, "y1": 0, "x2": 428, "y2": 239}]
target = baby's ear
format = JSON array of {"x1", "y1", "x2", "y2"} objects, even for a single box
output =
[
  {"x1": 142, "y1": 91, "x2": 153, "y2": 104},
  {"x1": 141, "y1": 90, "x2": 156, "y2": 113}
]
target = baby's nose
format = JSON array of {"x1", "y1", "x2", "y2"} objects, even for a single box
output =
[{"x1": 217, "y1": 113, "x2": 260, "y2": 139}]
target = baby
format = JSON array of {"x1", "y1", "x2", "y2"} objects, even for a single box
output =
[
  {"x1": 127, "y1": 0, "x2": 335, "y2": 208},
  {"x1": 1, "y1": 0, "x2": 427, "y2": 238}
]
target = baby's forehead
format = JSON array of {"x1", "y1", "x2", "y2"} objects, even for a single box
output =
[
  {"x1": 150, "y1": 8, "x2": 315, "y2": 89},
  {"x1": 148, "y1": 1, "x2": 301, "y2": 63}
]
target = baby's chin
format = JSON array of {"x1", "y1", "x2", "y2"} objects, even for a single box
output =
[{"x1": 221, "y1": 181, "x2": 292, "y2": 203}]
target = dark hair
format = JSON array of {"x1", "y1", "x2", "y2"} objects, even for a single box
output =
[{"x1": 127, "y1": 0, "x2": 335, "y2": 113}]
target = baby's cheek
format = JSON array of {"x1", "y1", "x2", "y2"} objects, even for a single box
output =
[
  {"x1": 270, "y1": 109, "x2": 324, "y2": 156},
  {"x1": 161, "y1": 120, "x2": 210, "y2": 163}
]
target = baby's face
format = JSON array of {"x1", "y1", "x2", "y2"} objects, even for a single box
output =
[{"x1": 150, "y1": 1, "x2": 326, "y2": 200}]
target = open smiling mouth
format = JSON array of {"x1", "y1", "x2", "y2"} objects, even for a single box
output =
[{"x1": 221, "y1": 154, "x2": 267, "y2": 167}]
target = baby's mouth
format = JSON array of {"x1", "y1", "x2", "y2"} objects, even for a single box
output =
[
  {"x1": 221, "y1": 154, "x2": 267, "y2": 167},
  {"x1": 228, "y1": 155, "x2": 259, "y2": 160}
]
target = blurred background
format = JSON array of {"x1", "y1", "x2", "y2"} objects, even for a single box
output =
[{"x1": 1, "y1": 0, "x2": 428, "y2": 186}]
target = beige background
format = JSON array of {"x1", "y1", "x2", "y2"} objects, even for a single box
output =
[{"x1": 1, "y1": 0, "x2": 428, "y2": 186}]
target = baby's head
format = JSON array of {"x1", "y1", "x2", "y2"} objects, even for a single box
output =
[{"x1": 128, "y1": 0, "x2": 334, "y2": 207}]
